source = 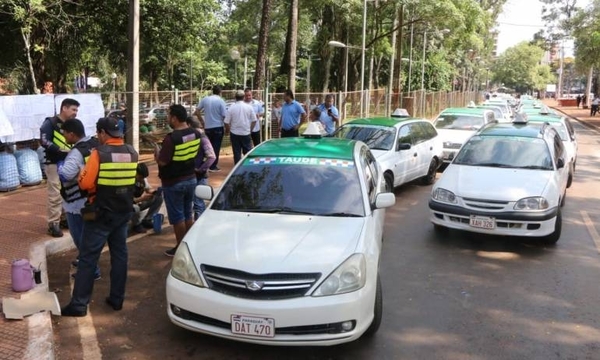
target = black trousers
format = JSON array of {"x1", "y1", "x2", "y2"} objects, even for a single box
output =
[{"x1": 280, "y1": 128, "x2": 299, "y2": 138}]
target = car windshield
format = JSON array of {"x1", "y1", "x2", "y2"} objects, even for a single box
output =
[
  {"x1": 528, "y1": 122, "x2": 568, "y2": 141},
  {"x1": 453, "y1": 135, "x2": 553, "y2": 170},
  {"x1": 434, "y1": 115, "x2": 484, "y2": 130},
  {"x1": 211, "y1": 158, "x2": 365, "y2": 217},
  {"x1": 336, "y1": 125, "x2": 396, "y2": 150}
]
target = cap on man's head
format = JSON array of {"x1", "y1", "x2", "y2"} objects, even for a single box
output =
[
  {"x1": 235, "y1": 90, "x2": 245, "y2": 100},
  {"x1": 96, "y1": 117, "x2": 123, "y2": 138}
]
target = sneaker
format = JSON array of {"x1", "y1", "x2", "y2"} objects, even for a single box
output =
[
  {"x1": 140, "y1": 219, "x2": 154, "y2": 229},
  {"x1": 105, "y1": 297, "x2": 123, "y2": 311},
  {"x1": 47, "y1": 223, "x2": 63, "y2": 238},
  {"x1": 164, "y1": 246, "x2": 178, "y2": 257},
  {"x1": 208, "y1": 166, "x2": 221, "y2": 173},
  {"x1": 131, "y1": 224, "x2": 146, "y2": 234}
]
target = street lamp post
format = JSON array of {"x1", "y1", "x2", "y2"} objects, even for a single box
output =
[
  {"x1": 328, "y1": 40, "x2": 365, "y2": 119},
  {"x1": 360, "y1": 0, "x2": 367, "y2": 118}
]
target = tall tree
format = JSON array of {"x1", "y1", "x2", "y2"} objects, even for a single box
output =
[{"x1": 254, "y1": 0, "x2": 271, "y2": 90}]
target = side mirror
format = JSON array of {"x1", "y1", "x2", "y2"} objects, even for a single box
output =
[
  {"x1": 397, "y1": 143, "x2": 411, "y2": 151},
  {"x1": 194, "y1": 185, "x2": 214, "y2": 200},
  {"x1": 556, "y1": 158, "x2": 565, "y2": 169},
  {"x1": 374, "y1": 192, "x2": 396, "y2": 209}
]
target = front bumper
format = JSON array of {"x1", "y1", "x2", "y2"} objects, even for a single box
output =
[
  {"x1": 166, "y1": 274, "x2": 376, "y2": 346},
  {"x1": 429, "y1": 200, "x2": 558, "y2": 237}
]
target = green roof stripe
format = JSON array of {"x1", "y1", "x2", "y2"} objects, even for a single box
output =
[{"x1": 250, "y1": 137, "x2": 356, "y2": 160}]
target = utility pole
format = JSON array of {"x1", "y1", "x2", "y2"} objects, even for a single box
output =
[{"x1": 126, "y1": 0, "x2": 140, "y2": 152}]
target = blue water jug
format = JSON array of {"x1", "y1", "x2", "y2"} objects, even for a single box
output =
[{"x1": 153, "y1": 213, "x2": 164, "y2": 234}]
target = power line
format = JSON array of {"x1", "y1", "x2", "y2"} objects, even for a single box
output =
[{"x1": 497, "y1": 21, "x2": 545, "y2": 28}]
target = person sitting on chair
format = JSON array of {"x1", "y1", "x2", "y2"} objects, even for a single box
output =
[{"x1": 130, "y1": 162, "x2": 164, "y2": 234}]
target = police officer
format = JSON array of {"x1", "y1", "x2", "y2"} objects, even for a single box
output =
[
  {"x1": 40, "y1": 98, "x2": 80, "y2": 237},
  {"x1": 60, "y1": 117, "x2": 138, "y2": 316},
  {"x1": 156, "y1": 104, "x2": 202, "y2": 256}
]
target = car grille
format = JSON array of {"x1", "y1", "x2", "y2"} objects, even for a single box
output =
[
  {"x1": 463, "y1": 197, "x2": 509, "y2": 210},
  {"x1": 201, "y1": 265, "x2": 321, "y2": 300}
]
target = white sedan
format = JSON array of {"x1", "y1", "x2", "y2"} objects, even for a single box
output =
[{"x1": 166, "y1": 134, "x2": 395, "y2": 346}]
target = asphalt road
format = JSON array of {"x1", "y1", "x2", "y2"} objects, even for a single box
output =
[{"x1": 49, "y1": 120, "x2": 600, "y2": 360}]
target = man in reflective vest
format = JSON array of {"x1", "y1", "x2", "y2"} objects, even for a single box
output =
[
  {"x1": 40, "y1": 98, "x2": 80, "y2": 237},
  {"x1": 58, "y1": 118, "x2": 100, "y2": 279},
  {"x1": 60, "y1": 117, "x2": 138, "y2": 317},
  {"x1": 156, "y1": 104, "x2": 201, "y2": 257}
]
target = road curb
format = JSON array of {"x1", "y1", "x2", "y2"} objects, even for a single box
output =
[
  {"x1": 551, "y1": 106, "x2": 599, "y2": 132},
  {"x1": 23, "y1": 222, "x2": 172, "y2": 360}
]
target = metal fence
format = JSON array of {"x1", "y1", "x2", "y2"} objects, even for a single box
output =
[{"x1": 97, "y1": 88, "x2": 482, "y2": 146}]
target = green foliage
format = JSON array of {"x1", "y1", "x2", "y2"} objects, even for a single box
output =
[{"x1": 492, "y1": 42, "x2": 547, "y2": 93}]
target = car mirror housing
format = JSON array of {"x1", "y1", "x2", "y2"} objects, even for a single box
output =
[
  {"x1": 556, "y1": 158, "x2": 565, "y2": 169},
  {"x1": 195, "y1": 185, "x2": 214, "y2": 200},
  {"x1": 397, "y1": 143, "x2": 411, "y2": 151},
  {"x1": 374, "y1": 192, "x2": 396, "y2": 209}
]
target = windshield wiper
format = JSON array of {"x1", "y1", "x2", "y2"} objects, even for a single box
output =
[
  {"x1": 235, "y1": 207, "x2": 317, "y2": 215},
  {"x1": 515, "y1": 165, "x2": 551, "y2": 170},
  {"x1": 318, "y1": 212, "x2": 362, "y2": 217},
  {"x1": 474, "y1": 162, "x2": 513, "y2": 168}
]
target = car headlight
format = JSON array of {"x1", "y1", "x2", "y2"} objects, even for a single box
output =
[
  {"x1": 312, "y1": 254, "x2": 366, "y2": 297},
  {"x1": 432, "y1": 188, "x2": 458, "y2": 204},
  {"x1": 514, "y1": 197, "x2": 549, "y2": 210},
  {"x1": 170, "y1": 243, "x2": 205, "y2": 287}
]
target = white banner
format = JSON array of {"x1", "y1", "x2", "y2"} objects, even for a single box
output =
[{"x1": 0, "y1": 94, "x2": 55, "y2": 142}]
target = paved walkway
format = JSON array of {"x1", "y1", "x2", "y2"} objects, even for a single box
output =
[
  {"x1": 0, "y1": 102, "x2": 598, "y2": 359},
  {"x1": 0, "y1": 150, "x2": 234, "y2": 360}
]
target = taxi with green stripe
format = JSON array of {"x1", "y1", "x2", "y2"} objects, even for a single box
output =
[
  {"x1": 335, "y1": 115, "x2": 443, "y2": 191},
  {"x1": 166, "y1": 123, "x2": 396, "y2": 346}
]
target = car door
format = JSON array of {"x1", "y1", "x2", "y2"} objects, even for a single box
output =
[
  {"x1": 551, "y1": 133, "x2": 569, "y2": 195},
  {"x1": 409, "y1": 122, "x2": 432, "y2": 179},
  {"x1": 393, "y1": 124, "x2": 417, "y2": 186}
]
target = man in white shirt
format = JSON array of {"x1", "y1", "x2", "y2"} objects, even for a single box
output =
[
  {"x1": 194, "y1": 85, "x2": 227, "y2": 172},
  {"x1": 244, "y1": 88, "x2": 264, "y2": 146},
  {"x1": 225, "y1": 90, "x2": 256, "y2": 164}
]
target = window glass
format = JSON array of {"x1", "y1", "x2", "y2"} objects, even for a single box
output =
[
  {"x1": 212, "y1": 159, "x2": 365, "y2": 217},
  {"x1": 398, "y1": 125, "x2": 411, "y2": 144},
  {"x1": 434, "y1": 115, "x2": 485, "y2": 130},
  {"x1": 453, "y1": 135, "x2": 553, "y2": 170},
  {"x1": 410, "y1": 123, "x2": 427, "y2": 144},
  {"x1": 336, "y1": 125, "x2": 396, "y2": 151}
]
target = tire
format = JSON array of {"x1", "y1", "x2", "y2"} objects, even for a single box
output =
[
  {"x1": 421, "y1": 158, "x2": 438, "y2": 185},
  {"x1": 543, "y1": 208, "x2": 562, "y2": 245},
  {"x1": 384, "y1": 173, "x2": 394, "y2": 193},
  {"x1": 363, "y1": 274, "x2": 382, "y2": 337}
]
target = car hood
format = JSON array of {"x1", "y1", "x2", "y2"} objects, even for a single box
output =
[
  {"x1": 436, "y1": 129, "x2": 476, "y2": 146},
  {"x1": 438, "y1": 165, "x2": 551, "y2": 201},
  {"x1": 185, "y1": 210, "x2": 365, "y2": 274}
]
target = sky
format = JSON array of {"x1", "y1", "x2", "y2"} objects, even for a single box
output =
[{"x1": 496, "y1": 0, "x2": 591, "y2": 57}]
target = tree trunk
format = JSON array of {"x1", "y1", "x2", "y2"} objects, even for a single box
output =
[
  {"x1": 286, "y1": 0, "x2": 299, "y2": 92},
  {"x1": 21, "y1": 28, "x2": 37, "y2": 94},
  {"x1": 254, "y1": 0, "x2": 271, "y2": 90},
  {"x1": 585, "y1": 66, "x2": 593, "y2": 107}
]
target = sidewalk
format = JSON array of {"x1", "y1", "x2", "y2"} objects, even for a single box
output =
[
  {"x1": 542, "y1": 98, "x2": 600, "y2": 130},
  {"x1": 0, "y1": 151, "x2": 234, "y2": 360}
]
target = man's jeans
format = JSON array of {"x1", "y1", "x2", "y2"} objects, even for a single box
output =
[
  {"x1": 205, "y1": 127, "x2": 224, "y2": 169},
  {"x1": 194, "y1": 177, "x2": 208, "y2": 220},
  {"x1": 230, "y1": 133, "x2": 253, "y2": 164},
  {"x1": 67, "y1": 212, "x2": 101, "y2": 277},
  {"x1": 69, "y1": 211, "x2": 132, "y2": 310},
  {"x1": 132, "y1": 193, "x2": 164, "y2": 226}
]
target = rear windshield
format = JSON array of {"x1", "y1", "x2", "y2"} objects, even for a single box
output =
[
  {"x1": 336, "y1": 125, "x2": 396, "y2": 151},
  {"x1": 434, "y1": 115, "x2": 485, "y2": 130}
]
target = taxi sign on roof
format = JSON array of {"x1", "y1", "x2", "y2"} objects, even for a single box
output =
[{"x1": 245, "y1": 157, "x2": 355, "y2": 168}]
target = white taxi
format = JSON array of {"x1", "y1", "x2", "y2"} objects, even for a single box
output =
[
  {"x1": 166, "y1": 125, "x2": 396, "y2": 346},
  {"x1": 429, "y1": 117, "x2": 569, "y2": 244}
]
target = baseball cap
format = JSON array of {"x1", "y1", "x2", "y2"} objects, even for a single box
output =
[{"x1": 96, "y1": 117, "x2": 123, "y2": 137}]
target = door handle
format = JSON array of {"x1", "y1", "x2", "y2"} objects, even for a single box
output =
[
  {"x1": 413, "y1": 153, "x2": 418, "y2": 157},
  {"x1": 430, "y1": 147, "x2": 433, "y2": 150}
]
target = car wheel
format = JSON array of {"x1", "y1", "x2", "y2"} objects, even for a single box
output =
[
  {"x1": 363, "y1": 274, "x2": 382, "y2": 337},
  {"x1": 433, "y1": 223, "x2": 449, "y2": 235},
  {"x1": 421, "y1": 158, "x2": 438, "y2": 185},
  {"x1": 384, "y1": 173, "x2": 394, "y2": 193},
  {"x1": 543, "y1": 208, "x2": 562, "y2": 245}
]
